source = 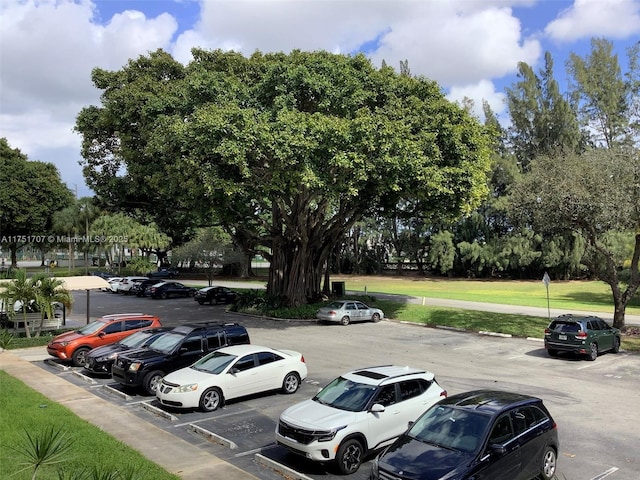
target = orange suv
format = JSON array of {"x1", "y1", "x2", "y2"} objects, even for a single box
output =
[{"x1": 46, "y1": 313, "x2": 162, "y2": 366}]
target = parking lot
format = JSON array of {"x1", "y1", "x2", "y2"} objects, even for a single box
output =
[{"x1": 38, "y1": 290, "x2": 640, "y2": 480}]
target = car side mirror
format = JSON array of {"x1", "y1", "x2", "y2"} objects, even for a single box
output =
[
  {"x1": 98, "y1": 332, "x2": 105, "y2": 337},
  {"x1": 370, "y1": 403, "x2": 385, "y2": 413},
  {"x1": 489, "y1": 444, "x2": 507, "y2": 456},
  {"x1": 228, "y1": 367, "x2": 239, "y2": 375}
]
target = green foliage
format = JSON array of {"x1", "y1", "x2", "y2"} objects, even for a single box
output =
[
  {"x1": 8, "y1": 425, "x2": 75, "y2": 478},
  {"x1": 0, "y1": 138, "x2": 74, "y2": 266},
  {"x1": 76, "y1": 49, "x2": 492, "y2": 306},
  {"x1": 0, "y1": 328, "x2": 15, "y2": 349},
  {"x1": 567, "y1": 38, "x2": 630, "y2": 148},
  {"x1": 0, "y1": 371, "x2": 179, "y2": 480},
  {"x1": 125, "y1": 257, "x2": 155, "y2": 276}
]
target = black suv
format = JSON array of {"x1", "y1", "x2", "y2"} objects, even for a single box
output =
[
  {"x1": 111, "y1": 322, "x2": 250, "y2": 394},
  {"x1": 544, "y1": 314, "x2": 621, "y2": 361}
]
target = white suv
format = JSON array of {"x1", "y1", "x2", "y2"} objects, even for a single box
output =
[{"x1": 275, "y1": 365, "x2": 447, "y2": 474}]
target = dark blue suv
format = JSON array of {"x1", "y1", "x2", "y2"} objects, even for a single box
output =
[{"x1": 371, "y1": 390, "x2": 559, "y2": 480}]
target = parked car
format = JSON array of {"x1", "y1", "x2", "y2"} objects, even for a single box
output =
[
  {"x1": 111, "y1": 322, "x2": 250, "y2": 394},
  {"x1": 83, "y1": 327, "x2": 172, "y2": 374},
  {"x1": 156, "y1": 344, "x2": 307, "y2": 412},
  {"x1": 544, "y1": 314, "x2": 621, "y2": 361},
  {"x1": 117, "y1": 276, "x2": 150, "y2": 295},
  {"x1": 130, "y1": 279, "x2": 161, "y2": 297},
  {"x1": 144, "y1": 281, "x2": 196, "y2": 299},
  {"x1": 316, "y1": 300, "x2": 384, "y2": 326},
  {"x1": 194, "y1": 286, "x2": 240, "y2": 305},
  {"x1": 276, "y1": 365, "x2": 447, "y2": 474},
  {"x1": 370, "y1": 389, "x2": 559, "y2": 480},
  {"x1": 147, "y1": 267, "x2": 179, "y2": 279},
  {"x1": 46, "y1": 313, "x2": 162, "y2": 366},
  {"x1": 102, "y1": 277, "x2": 123, "y2": 293}
]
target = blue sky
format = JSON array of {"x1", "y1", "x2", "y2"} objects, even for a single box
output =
[{"x1": 1, "y1": 0, "x2": 639, "y2": 198}]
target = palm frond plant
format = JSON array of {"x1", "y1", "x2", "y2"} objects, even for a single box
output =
[
  {"x1": 0, "y1": 269, "x2": 37, "y2": 338},
  {"x1": 9, "y1": 425, "x2": 75, "y2": 480},
  {"x1": 32, "y1": 274, "x2": 73, "y2": 337}
]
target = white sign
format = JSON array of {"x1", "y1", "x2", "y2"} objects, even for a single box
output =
[{"x1": 542, "y1": 272, "x2": 550, "y2": 288}]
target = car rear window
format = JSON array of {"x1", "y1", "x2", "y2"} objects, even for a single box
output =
[{"x1": 549, "y1": 321, "x2": 580, "y2": 333}]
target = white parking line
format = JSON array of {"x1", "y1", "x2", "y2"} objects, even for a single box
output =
[
  {"x1": 174, "y1": 408, "x2": 254, "y2": 427},
  {"x1": 578, "y1": 363, "x2": 596, "y2": 370},
  {"x1": 590, "y1": 467, "x2": 619, "y2": 479}
]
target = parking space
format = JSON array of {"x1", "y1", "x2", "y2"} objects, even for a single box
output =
[{"x1": 36, "y1": 291, "x2": 640, "y2": 480}]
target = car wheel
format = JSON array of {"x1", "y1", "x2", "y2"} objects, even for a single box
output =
[
  {"x1": 335, "y1": 438, "x2": 364, "y2": 474},
  {"x1": 340, "y1": 315, "x2": 350, "y2": 326},
  {"x1": 588, "y1": 342, "x2": 598, "y2": 361},
  {"x1": 371, "y1": 313, "x2": 381, "y2": 323},
  {"x1": 540, "y1": 446, "x2": 557, "y2": 480},
  {"x1": 143, "y1": 370, "x2": 164, "y2": 395},
  {"x1": 71, "y1": 347, "x2": 90, "y2": 367},
  {"x1": 612, "y1": 337, "x2": 620, "y2": 353},
  {"x1": 199, "y1": 387, "x2": 223, "y2": 412},
  {"x1": 282, "y1": 372, "x2": 301, "y2": 394},
  {"x1": 547, "y1": 349, "x2": 558, "y2": 357},
  {"x1": 197, "y1": 300, "x2": 204, "y2": 305},
  {"x1": 160, "y1": 292, "x2": 168, "y2": 299}
]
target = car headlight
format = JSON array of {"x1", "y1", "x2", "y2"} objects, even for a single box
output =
[
  {"x1": 318, "y1": 425, "x2": 347, "y2": 442},
  {"x1": 97, "y1": 353, "x2": 118, "y2": 362},
  {"x1": 128, "y1": 362, "x2": 142, "y2": 372},
  {"x1": 173, "y1": 384, "x2": 198, "y2": 393},
  {"x1": 58, "y1": 341, "x2": 69, "y2": 347}
]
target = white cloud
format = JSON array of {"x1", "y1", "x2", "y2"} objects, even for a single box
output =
[
  {"x1": 0, "y1": 0, "x2": 554, "y2": 194},
  {"x1": 0, "y1": 0, "x2": 178, "y2": 194},
  {"x1": 447, "y1": 80, "x2": 508, "y2": 121},
  {"x1": 545, "y1": 0, "x2": 640, "y2": 42}
]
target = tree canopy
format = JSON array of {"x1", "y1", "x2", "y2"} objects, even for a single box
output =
[
  {"x1": 76, "y1": 49, "x2": 492, "y2": 305},
  {"x1": 0, "y1": 138, "x2": 74, "y2": 267}
]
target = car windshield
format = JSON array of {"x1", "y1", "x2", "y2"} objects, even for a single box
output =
[
  {"x1": 145, "y1": 332, "x2": 185, "y2": 354},
  {"x1": 191, "y1": 351, "x2": 236, "y2": 374},
  {"x1": 407, "y1": 405, "x2": 491, "y2": 453},
  {"x1": 76, "y1": 320, "x2": 107, "y2": 335},
  {"x1": 313, "y1": 376, "x2": 377, "y2": 412}
]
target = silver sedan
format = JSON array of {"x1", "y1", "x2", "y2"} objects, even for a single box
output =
[{"x1": 316, "y1": 300, "x2": 384, "y2": 326}]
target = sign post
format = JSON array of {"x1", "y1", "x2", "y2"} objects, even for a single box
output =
[{"x1": 542, "y1": 272, "x2": 551, "y2": 320}]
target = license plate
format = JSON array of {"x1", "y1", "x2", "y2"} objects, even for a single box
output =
[{"x1": 558, "y1": 334, "x2": 567, "y2": 340}]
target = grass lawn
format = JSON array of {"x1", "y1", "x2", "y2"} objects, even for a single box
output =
[
  {"x1": 333, "y1": 275, "x2": 640, "y2": 315},
  {"x1": 0, "y1": 371, "x2": 180, "y2": 480}
]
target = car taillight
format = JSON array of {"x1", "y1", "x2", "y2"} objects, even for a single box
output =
[
  {"x1": 301, "y1": 355, "x2": 306, "y2": 363},
  {"x1": 441, "y1": 390, "x2": 448, "y2": 398},
  {"x1": 576, "y1": 331, "x2": 587, "y2": 339},
  {"x1": 329, "y1": 310, "x2": 337, "y2": 315},
  {"x1": 544, "y1": 328, "x2": 550, "y2": 335}
]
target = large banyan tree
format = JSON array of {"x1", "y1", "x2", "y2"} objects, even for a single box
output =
[{"x1": 76, "y1": 49, "x2": 492, "y2": 306}]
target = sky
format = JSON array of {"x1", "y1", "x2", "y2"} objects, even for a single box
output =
[{"x1": 1, "y1": 0, "x2": 639, "y2": 198}]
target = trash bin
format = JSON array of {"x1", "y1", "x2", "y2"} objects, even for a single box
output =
[{"x1": 332, "y1": 281, "x2": 345, "y2": 297}]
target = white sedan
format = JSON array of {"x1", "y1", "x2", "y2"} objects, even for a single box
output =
[{"x1": 156, "y1": 344, "x2": 308, "y2": 412}]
